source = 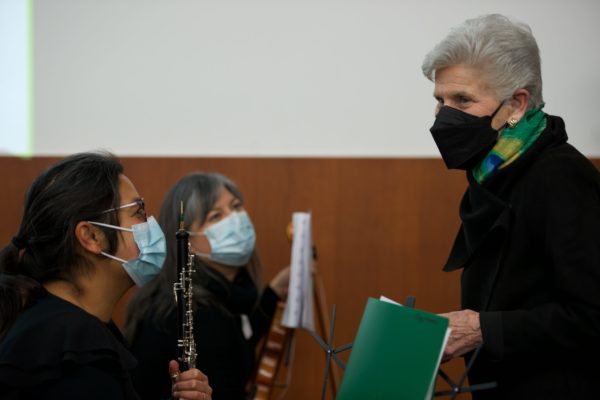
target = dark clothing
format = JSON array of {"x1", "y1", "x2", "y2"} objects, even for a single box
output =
[
  {"x1": 0, "y1": 290, "x2": 139, "y2": 400},
  {"x1": 129, "y1": 267, "x2": 279, "y2": 400},
  {"x1": 444, "y1": 115, "x2": 600, "y2": 399}
]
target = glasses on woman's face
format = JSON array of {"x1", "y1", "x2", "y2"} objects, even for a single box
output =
[{"x1": 102, "y1": 198, "x2": 146, "y2": 219}]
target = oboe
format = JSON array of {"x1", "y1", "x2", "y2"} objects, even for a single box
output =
[{"x1": 174, "y1": 202, "x2": 197, "y2": 371}]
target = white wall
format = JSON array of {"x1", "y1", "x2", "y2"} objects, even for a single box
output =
[{"x1": 31, "y1": 0, "x2": 600, "y2": 157}]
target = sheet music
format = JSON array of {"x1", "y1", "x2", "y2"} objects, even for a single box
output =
[{"x1": 281, "y1": 212, "x2": 314, "y2": 330}]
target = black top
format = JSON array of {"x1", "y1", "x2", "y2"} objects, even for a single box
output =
[
  {"x1": 129, "y1": 267, "x2": 279, "y2": 400},
  {"x1": 0, "y1": 289, "x2": 139, "y2": 400},
  {"x1": 444, "y1": 115, "x2": 600, "y2": 399}
]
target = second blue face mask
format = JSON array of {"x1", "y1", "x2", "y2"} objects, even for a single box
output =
[{"x1": 191, "y1": 211, "x2": 256, "y2": 267}]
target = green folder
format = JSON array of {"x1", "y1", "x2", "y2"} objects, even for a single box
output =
[{"x1": 337, "y1": 297, "x2": 449, "y2": 400}]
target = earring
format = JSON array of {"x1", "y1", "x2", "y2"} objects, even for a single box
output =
[{"x1": 507, "y1": 117, "x2": 519, "y2": 129}]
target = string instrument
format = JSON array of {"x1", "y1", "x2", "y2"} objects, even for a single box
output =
[
  {"x1": 252, "y1": 220, "x2": 305, "y2": 400},
  {"x1": 252, "y1": 219, "x2": 338, "y2": 399},
  {"x1": 252, "y1": 301, "x2": 292, "y2": 400}
]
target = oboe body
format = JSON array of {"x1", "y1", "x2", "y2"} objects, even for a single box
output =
[{"x1": 174, "y1": 209, "x2": 197, "y2": 370}]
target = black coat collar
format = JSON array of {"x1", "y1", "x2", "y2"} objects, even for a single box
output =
[{"x1": 443, "y1": 115, "x2": 568, "y2": 273}]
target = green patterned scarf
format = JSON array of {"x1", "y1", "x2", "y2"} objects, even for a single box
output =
[{"x1": 472, "y1": 105, "x2": 547, "y2": 183}]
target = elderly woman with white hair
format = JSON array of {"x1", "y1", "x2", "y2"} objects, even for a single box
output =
[{"x1": 422, "y1": 14, "x2": 600, "y2": 399}]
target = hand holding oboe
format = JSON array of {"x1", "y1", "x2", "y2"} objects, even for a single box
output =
[{"x1": 169, "y1": 360, "x2": 212, "y2": 400}]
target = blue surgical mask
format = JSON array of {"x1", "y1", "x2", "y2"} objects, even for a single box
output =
[
  {"x1": 191, "y1": 211, "x2": 256, "y2": 267},
  {"x1": 89, "y1": 216, "x2": 166, "y2": 286}
]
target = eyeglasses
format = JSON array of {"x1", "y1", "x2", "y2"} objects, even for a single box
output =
[{"x1": 102, "y1": 198, "x2": 146, "y2": 215}]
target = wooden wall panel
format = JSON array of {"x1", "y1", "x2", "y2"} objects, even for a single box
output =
[{"x1": 1, "y1": 156, "x2": 598, "y2": 399}]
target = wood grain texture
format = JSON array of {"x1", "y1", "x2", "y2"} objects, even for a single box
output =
[{"x1": 1, "y1": 156, "x2": 598, "y2": 400}]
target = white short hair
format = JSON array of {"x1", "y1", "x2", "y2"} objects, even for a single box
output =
[{"x1": 422, "y1": 14, "x2": 543, "y2": 109}]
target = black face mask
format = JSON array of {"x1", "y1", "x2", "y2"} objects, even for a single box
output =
[{"x1": 429, "y1": 104, "x2": 503, "y2": 170}]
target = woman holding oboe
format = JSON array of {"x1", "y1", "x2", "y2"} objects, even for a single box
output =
[
  {"x1": 124, "y1": 172, "x2": 289, "y2": 400},
  {"x1": 0, "y1": 152, "x2": 212, "y2": 400}
]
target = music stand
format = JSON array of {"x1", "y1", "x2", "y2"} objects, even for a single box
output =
[
  {"x1": 310, "y1": 295, "x2": 496, "y2": 400},
  {"x1": 308, "y1": 304, "x2": 353, "y2": 400},
  {"x1": 434, "y1": 345, "x2": 497, "y2": 398}
]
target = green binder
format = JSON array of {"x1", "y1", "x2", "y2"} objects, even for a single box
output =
[{"x1": 337, "y1": 297, "x2": 449, "y2": 400}]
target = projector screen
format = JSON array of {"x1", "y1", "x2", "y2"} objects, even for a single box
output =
[
  {"x1": 2, "y1": 0, "x2": 600, "y2": 157},
  {"x1": 0, "y1": 0, "x2": 31, "y2": 156}
]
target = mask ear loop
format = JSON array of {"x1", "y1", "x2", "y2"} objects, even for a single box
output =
[
  {"x1": 100, "y1": 251, "x2": 128, "y2": 264},
  {"x1": 490, "y1": 101, "x2": 505, "y2": 118},
  {"x1": 88, "y1": 220, "x2": 134, "y2": 232},
  {"x1": 87, "y1": 221, "x2": 134, "y2": 263},
  {"x1": 187, "y1": 231, "x2": 212, "y2": 260},
  {"x1": 490, "y1": 101, "x2": 508, "y2": 132}
]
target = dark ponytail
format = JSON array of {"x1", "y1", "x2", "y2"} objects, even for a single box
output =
[{"x1": 0, "y1": 152, "x2": 124, "y2": 340}]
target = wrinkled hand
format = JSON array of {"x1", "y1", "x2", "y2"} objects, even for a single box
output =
[
  {"x1": 169, "y1": 360, "x2": 212, "y2": 400},
  {"x1": 269, "y1": 266, "x2": 290, "y2": 299},
  {"x1": 439, "y1": 309, "x2": 482, "y2": 361}
]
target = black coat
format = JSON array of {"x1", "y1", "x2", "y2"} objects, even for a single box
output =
[
  {"x1": 129, "y1": 267, "x2": 279, "y2": 400},
  {"x1": 0, "y1": 290, "x2": 139, "y2": 400},
  {"x1": 444, "y1": 115, "x2": 600, "y2": 399}
]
